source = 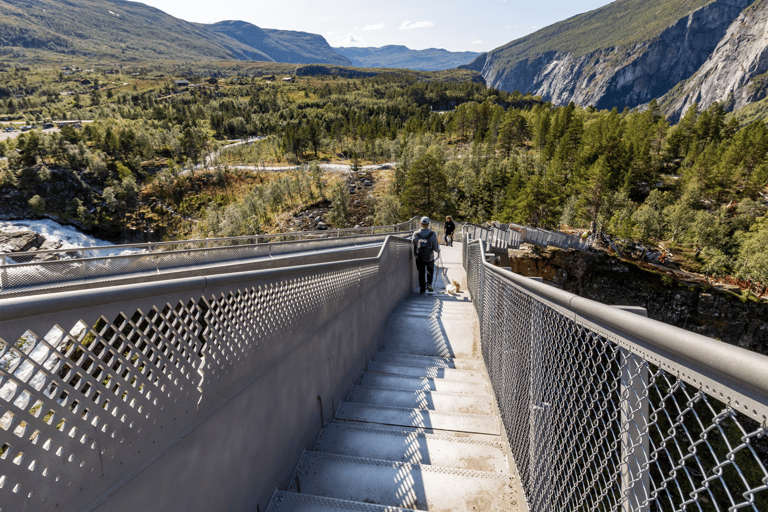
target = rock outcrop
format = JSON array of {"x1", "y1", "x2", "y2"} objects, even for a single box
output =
[
  {"x1": 662, "y1": 0, "x2": 768, "y2": 121},
  {"x1": 465, "y1": 0, "x2": 758, "y2": 116},
  {"x1": 509, "y1": 247, "x2": 768, "y2": 355}
]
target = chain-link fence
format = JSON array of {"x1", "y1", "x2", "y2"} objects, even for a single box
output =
[{"x1": 464, "y1": 237, "x2": 768, "y2": 512}]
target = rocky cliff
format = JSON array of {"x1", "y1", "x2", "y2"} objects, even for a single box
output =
[
  {"x1": 508, "y1": 247, "x2": 768, "y2": 355},
  {"x1": 464, "y1": 0, "x2": 757, "y2": 115},
  {"x1": 662, "y1": 0, "x2": 768, "y2": 121}
]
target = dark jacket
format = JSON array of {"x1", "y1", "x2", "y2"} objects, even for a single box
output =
[
  {"x1": 445, "y1": 220, "x2": 456, "y2": 235},
  {"x1": 413, "y1": 228, "x2": 440, "y2": 262}
]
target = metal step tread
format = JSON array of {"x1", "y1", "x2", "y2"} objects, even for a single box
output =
[
  {"x1": 367, "y1": 361, "x2": 487, "y2": 383},
  {"x1": 336, "y1": 401, "x2": 500, "y2": 435},
  {"x1": 315, "y1": 422, "x2": 509, "y2": 473},
  {"x1": 345, "y1": 385, "x2": 492, "y2": 415},
  {"x1": 288, "y1": 451, "x2": 514, "y2": 512},
  {"x1": 267, "y1": 491, "x2": 418, "y2": 512},
  {"x1": 374, "y1": 351, "x2": 484, "y2": 371},
  {"x1": 359, "y1": 372, "x2": 488, "y2": 395}
]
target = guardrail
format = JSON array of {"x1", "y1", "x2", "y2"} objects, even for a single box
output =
[
  {"x1": 0, "y1": 221, "x2": 420, "y2": 297},
  {"x1": 463, "y1": 222, "x2": 588, "y2": 252},
  {"x1": 463, "y1": 236, "x2": 768, "y2": 512},
  {"x1": 0, "y1": 235, "x2": 416, "y2": 512}
]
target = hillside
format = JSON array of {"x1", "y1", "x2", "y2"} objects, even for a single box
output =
[
  {"x1": 0, "y1": 0, "x2": 266, "y2": 62},
  {"x1": 207, "y1": 21, "x2": 351, "y2": 66},
  {"x1": 461, "y1": 0, "x2": 757, "y2": 117},
  {"x1": 333, "y1": 46, "x2": 480, "y2": 72},
  {"x1": 0, "y1": 0, "x2": 348, "y2": 65}
]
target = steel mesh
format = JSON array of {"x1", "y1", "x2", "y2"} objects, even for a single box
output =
[
  {"x1": 465, "y1": 241, "x2": 768, "y2": 512},
  {"x1": 0, "y1": 237, "x2": 413, "y2": 511}
]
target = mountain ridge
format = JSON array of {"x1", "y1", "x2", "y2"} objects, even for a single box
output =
[
  {"x1": 0, "y1": 0, "x2": 348, "y2": 65},
  {"x1": 461, "y1": 0, "x2": 768, "y2": 120},
  {"x1": 334, "y1": 45, "x2": 480, "y2": 71}
]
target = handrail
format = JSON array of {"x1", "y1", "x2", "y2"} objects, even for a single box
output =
[
  {"x1": 475, "y1": 240, "x2": 768, "y2": 422},
  {"x1": 464, "y1": 234, "x2": 768, "y2": 512},
  {"x1": 0, "y1": 231, "x2": 413, "y2": 297},
  {"x1": 0, "y1": 219, "x2": 420, "y2": 262}
]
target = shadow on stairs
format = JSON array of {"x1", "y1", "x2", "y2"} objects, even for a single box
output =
[{"x1": 267, "y1": 291, "x2": 517, "y2": 511}]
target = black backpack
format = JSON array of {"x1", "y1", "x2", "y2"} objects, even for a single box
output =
[{"x1": 414, "y1": 231, "x2": 435, "y2": 262}]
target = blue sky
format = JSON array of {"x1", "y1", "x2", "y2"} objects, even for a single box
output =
[{"x1": 130, "y1": 0, "x2": 616, "y2": 52}]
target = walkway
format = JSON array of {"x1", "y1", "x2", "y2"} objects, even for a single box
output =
[{"x1": 267, "y1": 246, "x2": 518, "y2": 511}]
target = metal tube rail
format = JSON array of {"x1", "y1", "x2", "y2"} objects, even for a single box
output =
[
  {"x1": 0, "y1": 232, "x2": 410, "y2": 297},
  {"x1": 463, "y1": 236, "x2": 768, "y2": 512}
]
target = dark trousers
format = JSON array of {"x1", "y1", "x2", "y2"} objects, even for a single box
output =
[
  {"x1": 416, "y1": 259, "x2": 435, "y2": 292},
  {"x1": 444, "y1": 232, "x2": 454, "y2": 246}
]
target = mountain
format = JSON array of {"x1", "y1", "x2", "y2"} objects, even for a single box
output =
[
  {"x1": 461, "y1": 0, "x2": 760, "y2": 119},
  {"x1": 0, "y1": 0, "x2": 347, "y2": 65},
  {"x1": 660, "y1": 0, "x2": 768, "y2": 121},
  {"x1": 333, "y1": 45, "x2": 480, "y2": 71},
  {"x1": 208, "y1": 21, "x2": 351, "y2": 66},
  {"x1": 0, "y1": 0, "x2": 267, "y2": 61}
]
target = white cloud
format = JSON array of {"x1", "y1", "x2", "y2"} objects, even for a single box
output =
[
  {"x1": 399, "y1": 21, "x2": 434, "y2": 30},
  {"x1": 362, "y1": 23, "x2": 385, "y2": 31},
  {"x1": 471, "y1": 40, "x2": 483, "y2": 45},
  {"x1": 345, "y1": 34, "x2": 362, "y2": 45}
]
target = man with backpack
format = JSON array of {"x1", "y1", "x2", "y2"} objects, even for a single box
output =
[
  {"x1": 413, "y1": 216, "x2": 440, "y2": 294},
  {"x1": 444, "y1": 215, "x2": 456, "y2": 246}
]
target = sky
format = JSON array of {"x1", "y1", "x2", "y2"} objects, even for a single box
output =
[{"x1": 129, "y1": 0, "x2": 616, "y2": 53}]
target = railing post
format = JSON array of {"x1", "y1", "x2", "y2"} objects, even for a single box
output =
[
  {"x1": 616, "y1": 306, "x2": 650, "y2": 512},
  {"x1": 0, "y1": 254, "x2": 7, "y2": 291}
]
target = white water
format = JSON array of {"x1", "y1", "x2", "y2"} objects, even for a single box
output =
[{"x1": 0, "y1": 219, "x2": 115, "y2": 250}]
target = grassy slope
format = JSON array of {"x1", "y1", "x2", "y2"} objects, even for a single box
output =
[
  {"x1": 0, "y1": 0, "x2": 267, "y2": 62},
  {"x1": 467, "y1": 0, "x2": 712, "y2": 70}
]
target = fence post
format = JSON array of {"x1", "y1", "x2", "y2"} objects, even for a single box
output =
[
  {"x1": 615, "y1": 306, "x2": 650, "y2": 512},
  {"x1": 0, "y1": 254, "x2": 6, "y2": 291}
]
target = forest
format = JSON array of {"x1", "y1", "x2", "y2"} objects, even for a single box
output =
[{"x1": 0, "y1": 65, "x2": 767, "y2": 289}]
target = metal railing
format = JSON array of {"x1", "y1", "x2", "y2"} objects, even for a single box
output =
[
  {"x1": 463, "y1": 222, "x2": 589, "y2": 252},
  {"x1": 0, "y1": 221, "x2": 419, "y2": 297},
  {"x1": 0, "y1": 235, "x2": 416, "y2": 512},
  {"x1": 464, "y1": 236, "x2": 768, "y2": 512}
]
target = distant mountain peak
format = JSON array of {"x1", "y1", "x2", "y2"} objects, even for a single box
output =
[{"x1": 333, "y1": 45, "x2": 481, "y2": 72}]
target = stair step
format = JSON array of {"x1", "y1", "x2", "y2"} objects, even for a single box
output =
[
  {"x1": 346, "y1": 385, "x2": 492, "y2": 415},
  {"x1": 267, "y1": 491, "x2": 418, "y2": 511},
  {"x1": 374, "y1": 351, "x2": 484, "y2": 371},
  {"x1": 359, "y1": 372, "x2": 488, "y2": 395},
  {"x1": 379, "y1": 309, "x2": 477, "y2": 359},
  {"x1": 315, "y1": 423, "x2": 508, "y2": 473},
  {"x1": 367, "y1": 361, "x2": 487, "y2": 383},
  {"x1": 288, "y1": 451, "x2": 513, "y2": 511},
  {"x1": 336, "y1": 402, "x2": 500, "y2": 435}
]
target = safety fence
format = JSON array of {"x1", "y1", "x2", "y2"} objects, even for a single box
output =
[
  {"x1": 0, "y1": 222, "x2": 418, "y2": 297},
  {"x1": 464, "y1": 237, "x2": 768, "y2": 512},
  {"x1": 464, "y1": 223, "x2": 522, "y2": 251},
  {"x1": 0, "y1": 235, "x2": 415, "y2": 512},
  {"x1": 464, "y1": 222, "x2": 588, "y2": 252}
]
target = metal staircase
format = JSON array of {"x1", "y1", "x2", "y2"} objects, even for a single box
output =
[{"x1": 267, "y1": 264, "x2": 516, "y2": 511}]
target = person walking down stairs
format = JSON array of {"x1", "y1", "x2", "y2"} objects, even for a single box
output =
[{"x1": 413, "y1": 216, "x2": 440, "y2": 294}]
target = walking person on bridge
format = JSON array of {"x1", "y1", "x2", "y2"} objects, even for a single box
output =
[
  {"x1": 413, "y1": 216, "x2": 440, "y2": 294},
  {"x1": 443, "y1": 215, "x2": 456, "y2": 246}
]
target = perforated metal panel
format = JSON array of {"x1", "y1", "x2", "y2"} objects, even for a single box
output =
[{"x1": 0, "y1": 237, "x2": 414, "y2": 511}]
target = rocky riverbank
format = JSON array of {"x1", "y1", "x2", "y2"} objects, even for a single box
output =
[{"x1": 508, "y1": 246, "x2": 768, "y2": 355}]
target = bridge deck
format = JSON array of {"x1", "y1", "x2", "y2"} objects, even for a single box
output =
[{"x1": 268, "y1": 246, "x2": 520, "y2": 512}]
